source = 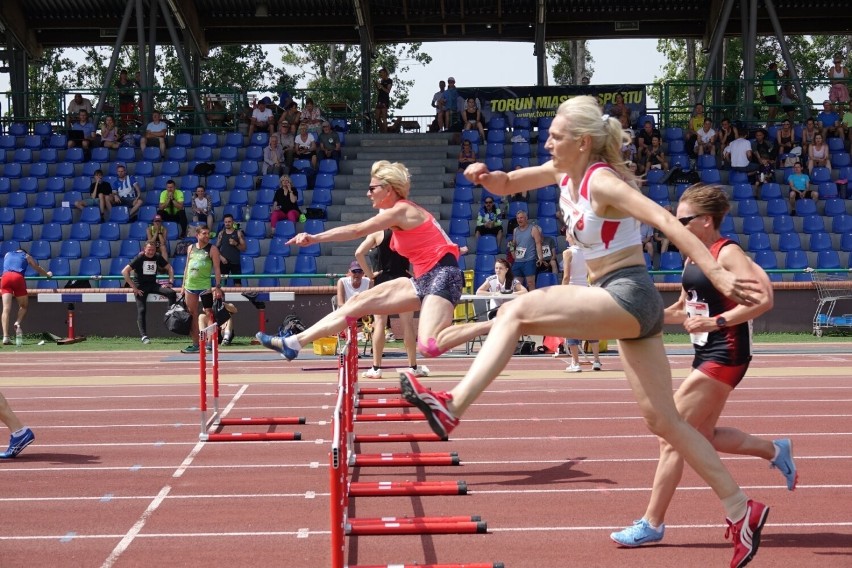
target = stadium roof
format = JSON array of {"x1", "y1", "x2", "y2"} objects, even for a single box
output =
[{"x1": 1, "y1": 0, "x2": 850, "y2": 59}]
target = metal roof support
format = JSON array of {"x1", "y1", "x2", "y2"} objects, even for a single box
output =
[
  {"x1": 763, "y1": 0, "x2": 810, "y2": 120},
  {"x1": 534, "y1": 0, "x2": 547, "y2": 86},
  {"x1": 354, "y1": 0, "x2": 375, "y2": 133},
  {"x1": 93, "y1": 0, "x2": 135, "y2": 118},
  {"x1": 157, "y1": 0, "x2": 208, "y2": 129},
  {"x1": 696, "y1": 0, "x2": 735, "y2": 107},
  {"x1": 741, "y1": 0, "x2": 758, "y2": 121},
  {"x1": 6, "y1": 34, "x2": 28, "y2": 122},
  {"x1": 143, "y1": 0, "x2": 156, "y2": 123}
]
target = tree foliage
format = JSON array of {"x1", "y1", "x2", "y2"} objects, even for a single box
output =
[
  {"x1": 26, "y1": 48, "x2": 77, "y2": 118},
  {"x1": 279, "y1": 43, "x2": 432, "y2": 113},
  {"x1": 548, "y1": 41, "x2": 595, "y2": 85}
]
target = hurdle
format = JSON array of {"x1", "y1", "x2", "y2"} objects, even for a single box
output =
[
  {"x1": 330, "y1": 323, "x2": 501, "y2": 568},
  {"x1": 197, "y1": 322, "x2": 304, "y2": 442}
]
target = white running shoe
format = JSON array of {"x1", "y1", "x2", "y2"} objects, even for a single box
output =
[
  {"x1": 141, "y1": 336, "x2": 151, "y2": 344},
  {"x1": 385, "y1": 332, "x2": 396, "y2": 342},
  {"x1": 412, "y1": 365, "x2": 430, "y2": 377},
  {"x1": 592, "y1": 361, "x2": 602, "y2": 371},
  {"x1": 361, "y1": 367, "x2": 383, "y2": 379},
  {"x1": 565, "y1": 362, "x2": 582, "y2": 373}
]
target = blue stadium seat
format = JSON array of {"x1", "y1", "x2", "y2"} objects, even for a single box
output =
[
  {"x1": 0, "y1": 178, "x2": 10, "y2": 194},
  {"x1": 511, "y1": 142, "x2": 531, "y2": 158},
  {"x1": 0, "y1": 135, "x2": 15, "y2": 150},
  {"x1": 219, "y1": 145, "x2": 238, "y2": 161},
  {"x1": 777, "y1": 231, "x2": 802, "y2": 252},
  {"x1": 818, "y1": 182, "x2": 838, "y2": 200},
  {"x1": 808, "y1": 231, "x2": 832, "y2": 252},
  {"x1": 0, "y1": 239, "x2": 21, "y2": 255},
  {"x1": 214, "y1": 160, "x2": 232, "y2": 175},
  {"x1": 314, "y1": 173, "x2": 335, "y2": 190},
  {"x1": 537, "y1": 217, "x2": 560, "y2": 237},
  {"x1": 771, "y1": 214, "x2": 794, "y2": 234},
  {"x1": 119, "y1": 239, "x2": 142, "y2": 257},
  {"x1": 293, "y1": 254, "x2": 317, "y2": 275},
  {"x1": 841, "y1": 232, "x2": 852, "y2": 253},
  {"x1": 536, "y1": 272, "x2": 559, "y2": 288},
  {"x1": 90, "y1": 147, "x2": 110, "y2": 162},
  {"x1": 736, "y1": 199, "x2": 759, "y2": 217},
  {"x1": 14, "y1": 148, "x2": 33, "y2": 163},
  {"x1": 127, "y1": 221, "x2": 148, "y2": 240},
  {"x1": 482, "y1": 156, "x2": 503, "y2": 172},
  {"x1": 29, "y1": 240, "x2": 52, "y2": 260},
  {"x1": 35, "y1": 191, "x2": 55, "y2": 208},
  {"x1": 254, "y1": 188, "x2": 275, "y2": 206},
  {"x1": 311, "y1": 188, "x2": 333, "y2": 207},
  {"x1": 78, "y1": 257, "x2": 103, "y2": 278},
  {"x1": 239, "y1": 159, "x2": 259, "y2": 175},
  {"x1": 537, "y1": 185, "x2": 558, "y2": 202},
  {"x1": 193, "y1": 145, "x2": 214, "y2": 161},
  {"x1": 72, "y1": 176, "x2": 91, "y2": 193},
  {"x1": 243, "y1": 219, "x2": 266, "y2": 238},
  {"x1": 746, "y1": 232, "x2": 771, "y2": 252},
  {"x1": 22, "y1": 207, "x2": 44, "y2": 225},
  {"x1": 801, "y1": 214, "x2": 825, "y2": 234},
  {"x1": 461, "y1": 130, "x2": 480, "y2": 144},
  {"x1": 699, "y1": 168, "x2": 721, "y2": 184},
  {"x1": 142, "y1": 147, "x2": 163, "y2": 163},
  {"x1": 59, "y1": 239, "x2": 82, "y2": 259},
  {"x1": 8, "y1": 123, "x2": 27, "y2": 137},
  {"x1": 263, "y1": 254, "x2": 287, "y2": 275},
  {"x1": 45, "y1": 176, "x2": 67, "y2": 193},
  {"x1": 304, "y1": 219, "x2": 325, "y2": 234},
  {"x1": 663, "y1": 127, "x2": 683, "y2": 141},
  {"x1": 486, "y1": 129, "x2": 505, "y2": 144},
  {"x1": 181, "y1": 174, "x2": 200, "y2": 190},
  {"x1": 537, "y1": 201, "x2": 558, "y2": 218},
  {"x1": 23, "y1": 135, "x2": 42, "y2": 150},
  {"x1": 55, "y1": 162, "x2": 75, "y2": 178},
  {"x1": 451, "y1": 201, "x2": 472, "y2": 219},
  {"x1": 330, "y1": 118, "x2": 348, "y2": 132},
  {"x1": 485, "y1": 142, "x2": 505, "y2": 158},
  {"x1": 824, "y1": 198, "x2": 847, "y2": 217},
  {"x1": 88, "y1": 239, "x2": 112, "y2": 259},
  {"x1": 98, "y1": 222, "x2": 121, "y2": 241},
  {"x1": 273, "y1": 220, "x2": 296, "y2": 240},
  {"x1": 760, "y1": 183, "x2": 782, "y2": 200},
  {"x1": 817, "y1": 250, "x2": 841, "y2": 270},
  {"x1": 511, "y1": 156, "x2": 531, "y2": 170},
  {"x1": 50, "y1": 207, "x2": 72, "y2": 225},
  {"x1": 752, "y1": 250, "x2": 781, "y2": 281},
  {"x1": 260, "y1": 174, "x2": 281, "y2": 190},
  {"x1": 765, "y1": 198, "x2": 788, "y2": 218},
  {"x1": 659, "y1": 251, "x2": 683, "y2": 272},
  {"x1": 670, "y1": 154, "x2": 690, "y2": 169},
  {"x1": 161, "y1": 160, "x2": 181, "y2": 177},
  {"x1": 39, "y1": 223, "x2": 63, "y2": 242},
  {"x1": 474, "y1": 253, "x2": 497, "y2": 273},
  {"x1": 115, "y1": 146, "x2": 135, "y2": 163},
  {"x1": 174, "y1": 132, "x2": 193, "y2": 148},
  {"x1": 18, "y1": 177, "x2": 40, "y2": 193},
  {"x1": 268, "y1": 236, "x2": 291, "y2": 257},
  {"x1": 249, "y1": 133, "x2": 269, "y2": 147},
  {"x1": 223, "y1": 132, "x2": 243, "y2": 147},
  {"x1": 292, "y1": 159, "x2": 313, "y2": 176},
  {"x1": 244, "y1": 145, "x2": 263, "y2": 161},
  {"x1": 228, "y1": 189, "x2": 249, "y2": 206},
  {"x1": 667, "y1": 139, "x2": 686, "y2": 154},
  {"x1": 833, "y1": 153, "x2": 852, "y2": 168},
  {"x1": 250, "y1": 204, "x2": 271, "y2": 222},
  {"x1": 647, "y1": 184, "x2": 669, "y2": 203},
  {"x1": 508, "y1": 201, "x2": 528, "y2": 217},
  {"x1": 476, "y1": 235, "x2": 500, "y2": 255},
  {"x1": 731, "y1": 184, "x2": 753, "y2": 201},
  {"x1": 206, "y1": 174, "x2": 227, "y2": 191},
  {"x1": 29, "y1": 162, "x2": 48, "y2": 179},
  {"x1": 233, "y1": 173, "x2": 254, "y2": 190},
  {"x1": 318, "y1": 159, "x2": 338, "y2": 175},
  {"x1": 49, "y1": 134, "x2": 68, "y2": 149},
  {"x1": 108, "y1": 206, "x2": 130, "y2": 224},
  {"x1": 832, "y1": 214, "x2": 852, "y2": 234},
  {"x1": 69, "y1": 222, "x2": 92, "y2": 241},
  {"x1": 39, "y1": 148, "x2": 58, "y2": 164},
  {"x1": 39, "y1": 258, "x2": 70, "y2": 288},
  {"x1": 7, "y1": 192, "x2": 28, "y2": 208},
  {"x1": 136, "y1": 205, "x2": 156, "y2": 223},
  {"x1": 79, "y1": 206, "x2": 102, "y2": 224},
  {"x1": 453, "y1": 185, "x2": 474, "y2": 203},
  {"x1": 162, "y1": 221, "x2": 180, "y2": 240},
  {"x1": 810, "y1": 166, "x2": 831, "y2": 183},
  {"x1": 239, "y1": 257, "x2": 257, "y2": 280},
  {"x1": 167, "y1": 146, "x2": 188, "y2": 161},
  {"x1": 4, "y1": 162, "x2": 23, "y2": 179},
  {"x1": 449, "y1": 218, "x2": 471, "y2": 237}
]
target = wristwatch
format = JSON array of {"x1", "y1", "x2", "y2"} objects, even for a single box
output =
[{"x1": 715, "y1": 316, "x2": 727, "y2": 328}]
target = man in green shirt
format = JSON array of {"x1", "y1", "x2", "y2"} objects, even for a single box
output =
[
  {"x1": 157, "y1": 179, "x2": 188, "y2": 236},
  {"x1": 762, "y1": 62, "x2": 780, "y2": 125}
]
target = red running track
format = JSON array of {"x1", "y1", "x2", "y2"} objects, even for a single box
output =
[{"x1": 0, "y1": 347, "x2": 850, "y2": 567}]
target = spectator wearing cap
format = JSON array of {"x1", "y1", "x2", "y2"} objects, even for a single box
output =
[
  {"x1": 277, "y1": 118, "x2": 296, "y2": 169},
  {"x1": 817, "y1": 100, "x2": 844, "y2": 139},
  {"x1": 146, "y1": 214, "x2": 170, "y2": 259},
  {"x1": 318, "y1": 122, "x2": 342, "y2": 164},
  {"x1": 249, "y1": 98, "x2": 275, "y2": 139},
  {"x1": 445, "y1": 77, "x2": 460, "y2": 130},
  {"x1": 761, "y1": 62, "x2": 780, "y2": 125},
  {"x1": 336, "y1": 261, "x2": 370, "y2": 308}
]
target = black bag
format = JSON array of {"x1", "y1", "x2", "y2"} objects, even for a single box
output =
[
  {"x1": 515, "y1": 340, "x2": 536, "y2": 355},
  {"x1": 213, "y1": 298, "x2": 231, "y2": 327},
  {"x1": 164, "y1": 294, "x2": 192, "y2": 336},
  {"x1": 305, "y1": 207, "x2": 326, "y2": 220},
  {"x1": 671, "y1": 169, "x2": 700, "y2": 185},
  {"x1": 193, "y1": 162, "x2": 215, "y2": 177},
  {"x1": 278, "y1": 313, "x2": 306, "y2": 338}
]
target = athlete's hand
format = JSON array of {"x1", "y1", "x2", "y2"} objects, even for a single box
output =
[
  {"x1": 711, "y1": 268, "x2": 760, "y2": 306},
  {"x1": 287, "y1": 232, "x2": 316, "y2": 246}
]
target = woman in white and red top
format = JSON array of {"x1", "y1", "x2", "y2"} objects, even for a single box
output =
[
  {"x1": 400, "y1": 96, "x2": 771, "y2": 568},
  {"x1": 257, "y1": 160, "x2": 489, "y2": 361}
]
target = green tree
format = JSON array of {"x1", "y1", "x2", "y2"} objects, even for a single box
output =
[
  {"x1": 26, "y1": 48, "x2": 77, "y2": 119},
  {"x1": 279, "y1": 43, "x2": 432, "y2": 113},
  {"x1": 548, "y1": 40, "x2": 594, "y2": 85}
]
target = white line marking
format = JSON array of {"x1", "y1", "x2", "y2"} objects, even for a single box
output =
[{"x1": 100, "y1": 485, "x2": 171, "y2": 568}]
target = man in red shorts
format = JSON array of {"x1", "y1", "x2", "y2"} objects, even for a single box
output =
[{"x1": 1, "y1": 247, "x2": 52, "y2": 345}]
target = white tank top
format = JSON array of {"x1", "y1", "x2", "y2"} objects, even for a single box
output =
[
  {"x1": 565, "y1": 245, "x2": 589, "y2": 286},
  {"x1": 341, "y1": 277, "x2": 370, "y2": 301},
  {"x1": 559, "y1": 162, "x2": 641, "y2": 260}
]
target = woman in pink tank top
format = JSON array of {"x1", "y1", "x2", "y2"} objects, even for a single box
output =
[{"x1": 399, "y1": 96, "x2": 773, "y2": 568}]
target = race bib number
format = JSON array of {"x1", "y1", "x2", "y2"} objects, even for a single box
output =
[
  {"x1": 515, "y1": 246, "x2": 527, "y2": 259},
  {"x1": 541, "y1": 244, "x2": 552, "y2": 259},
  {"x1": 685, "y1": 300, "x2": 710, "y2": 346},
  {"x1": 142, "y1": 260, "x2": 158, "y2": 276}
]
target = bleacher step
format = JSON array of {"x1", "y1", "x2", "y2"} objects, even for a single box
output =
[
  {"x1": 359, "y1": 138, "x2": 450, "y2": 148},
  {"x1": 352, "y1": 165, "x2": 446, "y2": 176},
  {"x1": 344, "y1": 195, "x2": 442, "y2": 206}
]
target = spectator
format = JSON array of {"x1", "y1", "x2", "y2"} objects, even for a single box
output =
[
  {"x1": 537, "y1": 234, "x2": 559, "y2": 276},
  {"x1": 828, "y1": 53, "x2": 850, "y2": 104},
  {"x1": 157, "y1": 179, "x2": 188, "y2": 236},
  {"x1": 723, "y1": 128, "x2": 758, "y2": 186},
  {"x1": 476, "y1": 257, "x2": 527, "y2": 319},
  {"x1": 761, "y1": 62, "x2": 780, "y2": 124},
  {"x1": 841, "y1": 103, "x2": 852, "y2": 146},
  {"x1": 1, "y1": 247, "x2": 52, "y2": 345},
  {"x1": 622, "y1": 136, "x2": 638, "y2": 172},
  {"x1": 445, "y1": 77, "x2": 460, "y2": 130},
  {"x1": 147, "y1": 215, "x2": 170, "y2": 261},
  {"x1": 216, "y1": 214, "x2": 246, "y2": 287},
  {"x1": 248, "y1": 98, "x2": 276, "y2": 139},
  {"x1": 646, "y1": 134, "x2": 669, "y2": 173},
  {"x1": 606, "y1": 92, "x2": 630, "y2": 126},
  {"x1": 336, "y1": 261, "x2": 371, "y2": 308},
  {"x1": 507, "y1": 210, "x2": 543, "y2": 291},
  {"x1": 432, "y1": 80, "x2": 447, "y2": 131},
  {"x1": 787, "y1": 162, "x2": 817, "y2": 214},
  {"x1": 282, "y1": 101, "x2": 301, "y2": 132},
  {"x1": 140, "y1": 110, "x2": 167, "y2": 154},
  {"x1": 317, "y1": 121, "x2": 341, "y2": 164},
  {"x1": 685, "y1": 102, "x2": 706, "y2": 158},
  {"x1": 559, "y1": 236, "x2": 602, "y2": 373},
  {"x1": 112, "y1": 164, "x2": 144, "y2": 219},
  {"x1": 263, "y1": 134, "x2": 286, "y2": 176},
  {"x1": 695, "y1": 118, "x2": 717, "y2": 157},
  {"x1": 0, "y1": 392, "x2": 34, "y2": 458},
  {"x1": 116, "y1": 69, "x2": 137, "y2": 126},
  {"x1": 817, "y1": 100, "x2": 843, "y2": 139},
  {"x1": 752, "y1": 128, "x2": 776, "y2": 197},
  {"x1": 801, "y1": 117, "x2": 821, "y2": 158},
  {"x1": 474, "y1": 197, "x2": 503, "y2": 248},
  {"x1": 277, "y1": 119, "x2": 296, "y2": 169},
  {"x1": 300, "y1": 97, "x2": 323, "y2": 134},
  {"x1": 457, "y1": 140, "x2": 477, "y2": 172},
  {"x1": 462, "y1": 97, "x2": 486, "y2": 141},
  {"x1": 74, "y1": 169, "x2": 113, "y2": 220},
  {"x1": 636, "y1": 120, "x2": 661, "y2": 167},
  {"x1": 66, "y1": 93, "x2": 93, "y2": 127},
  {"x1": 294, "y1": 122, "x2": 318, "y2": 170},
  {"x1": 807, "y1": 133, "x2": 831, "y2": 175},
  {"x1": 374, "y1": 69, "x2": 392, "y2": 133},
  {"x1": 640, "y1": 222, "x2": 656, "y2": 261},
  {"x1": 779, "y1": 70, "x2": 798, "y2": 123},
  {"x1": 100, "y1": 115, "x2": 121, "y2": 150},
  {"x1": 270, "y1": 175, "x2": 301, "y2": 229},
  {"x1": 775, "y1": 119, "x2": 796, "y2": 165},
  {"x1": 190, "y1": 186, "x2": 214, "y2": 231},
  {"x1": 67, "y1": 109, "x2": 97, "y2": 158},
  {"x1": 121, "y1": 240, "x2": 177, "y2": 344},
  {"x1": 716, "y1": 117, "x2": 738, "y2": 157}
]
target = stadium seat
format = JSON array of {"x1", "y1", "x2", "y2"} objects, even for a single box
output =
[
  {"x1": 228, "y1": 189, "x2": 249, "y2": 206},
  {"x1": 314, "y1": 173, "x2": 335, "y2": 190},
  {"x1": 39, "y1": 223, "x2": 63, "y2": 242},
  {"x1": 193, "y1": 146, "x2": 214, "y2": 161},
  {"x1": 476, "y1": 235, "x2": 500, "y2": 255},
  {"x1": 537, "y1": 217, "x2": 560, "y2": 237},
  {"x1": 824, "y1": 198, "x2": 847, "y2": 217},
  {"x1": 511, "y1": 142, "x2": 531, "y2": 158},
  {"x1": 233, "y1": 173, "x2": 254, "y2": 190},
  {"x1": 35, "y1": 191, "x2": 55, "y2": 208},
  {"x1": 268, "y1": 236, "x2": 291, "y2": 257},
  {"x1": 45, "y1": 177, "x2": 67, "y2": 193},
  {"x1": 808, "y1": 231, "x2": 832, "y2": 252},
  {"x1": 670, "y1": 154, "x2": 690, "y2": 169},
  {"x1": 736, "y1": 199, "x2": 759, "y2": 217},
  {"x1": 82, "y1": 161, "x2": 102, "y2": 177},
  {"x1": 161, "y1": 160, "x2": 181, "y2": 177},
  {"x1": 7, "y1": 192, "x2": 28, "y2": 209},
  {"x1": 244, "y1": 145, "x2": 263, "y2": 161},
  {"x1": 18, "y1": 177, "x2": 40, "y2": 193},
  {"x1": 214, "y1": 160, "x2": 232, "y2": 175},
  {"x1": 199, "y1": 132, "x2": 218, "y2": 148},
  {"x1": 162, "y1": 221, "x2": 180, "y2": 241},
  {"x1": 98, "y1": 222, "x2": 121, "y2": 241},
  {"x1": 3, "y1": 162, "x2": 22, "y2": 179},
  {"x1": 536, "y1": 272, "x2": 559, "y2": 288},
  {"x1": 663, "y1": 127, "x2": 683, "y2": 141},
  {"x1": 746, "y1": 232, "x2": 771, "y2": 252},
  {"x1": 88, "y1": 239, "x2": 112, "y2": 259},
  {"x1": 833, "y1": 153, "x2": 852, "y2": 168},
  {"x1": 752, "y1": 250, "x2": 781, "y2": 281},
  {"x1": 449, "y1": 218, "x2": 471, "y2": 237},
  {"x1": 785, "y1": 250, "x2": 810, "y2": 279},
  {"x1": 49, "y1": 134, "x2": 68, "y2": 149},
  {"x1": 90, "y1": 147, "x2": 110, "y2": 162},
  {"x1": 119, "y1": 239, "x2": 142, "y2": 257},
  {"x1": 318, "y1": 159, "x2": 338, "y2": 175},
  {"x1": 511, "y1": 156, "x2": 531, "y2": 170},
  {"x1": 451, "y1": 201, "x2": 472, "y2": 219},
  {"x1": 206, "y1": 174, "x2": 227, "y2": 191},
  {"x1": 760, "y1": 183, "x2": 782, "y2": 199},
  {"x1": 254, "y1": 189, "x2": 275, "y2": 206},
  {"x1": 29, "y1": 240, "x2": 52, "y2": 260},
  {"x1": 58, "y1": 239, "x2": 82, "y2": 259},
  {"x1": 647, "y1": 184, "x2": 669, "y2": 203},
  {"x1": 646, "y1": 169, "x2": 666, "y2": 184},
  {"x1": 810, "y1": 166, "x2": 831, "y2": 183},
  {"x1": 14, "y1": 148, "x2": 33, "y2": 164},
  {"x1": 40, "y1": 258, "x2": 70, "y2": 288},
  {"x1": 537, "y1": 185, "x2": 558, "y2": 202},
  {"x1": 667, "y1": 139, "x2": 686, "y2": 154},
  {"x1": 817, "y1": 250, "x2": 841, "y2": 270},
  {"x1": 116, "y1": 146, "x2": 135, "y2": 163},
  {"x1": 29, "y1": 162, "x2": 49, "y2": 179},
  {"x1": 0, "y1": 240, "x2": 21, "y2": 255},
  {"x1": 801, "y1": 214, "x2": 826, "y2": 234},
  {"x1": 239, "y1": 159, "x2": 259, "y2": 175},
  {"x1": 765, "y1": 198, "x2": 788, "y2": 217},
  {"x1": 69, "y1": 222, "x2": 92, "y2": 241},
  {"x1": 167, "y1": 146, "x2": 188, "y2": 161},
  {"x1": 485, "y1": 142, "x2": 504, "y2": 158},
  {"x1": 777, "y1": 231, "x2": 802, "y2": 252},
  {"x1": 453, "y1": 185, "x2": 474, "y2": 203},
  {"x1": 249, "y1": 204, "x2": 270, "y2": 221},
  {"x1": 109, "y1": 206, "x2": 130, "y2": 223},
  {"x1": 50, "y1": 207, "x2": 72, "y2": 225},
  {"x1": 311, "y1": 188, "x2": 333, "y2": 207},
  {"x1": 224, "y1": 132, "x2": 243, "y2": 147},
  {"x1": 507, "y1": 201, "x2": 528, "y2": 217},
  {"x1": 127, "y1": 221, "x2": 148, "y2": 240},
  {"x1": 293, "y1": 254, "x2": 317, "y2": 275},
  {"x1": 78, "y1": 257, "x2": 103, "y2": 278},
  {"x1": 304, "y1": 219, "x2": 325, "y2": 234},
  {"x1": 263, "y1": 254, "x2": 287, "y2": 275},
  {"x1": 771, "y1": 214, "x2": 795, "y2": 234},
  {"x1": 537, "y1": 201, "x2": 558, "y2": 218},
  {"x1": 54, "y1": 162, "x2": 75, "y2": 178},
  {"x1": 699, "y1": 168, "x2": 721, "y2": 184},
  {"x1": 832, "y1": 214, "x2": 852, "y2": 234},
  {"x1": 462, "y1": 130, "x2": 481, "y2": 144},
  {"x1": 79, "y1": 206, "x2": 102, "y2": 224},
  {"x1": 22, "y1": 207, "x2": 44, "y2": 225},
  {"x1": 273, "y1": 220, "x2": 296, "y2": 240},
  {"x1": 261, "y1": 174, "x2": 282, "y2": 190},
  {"x1": 219, "y1": 145, "x2": 238, "y2": 161},
  {"x1": 239, "y1": 256, "x2": 257, "y2": 280},
  {"x1": 249, "y1": 133, "x2": 269, "y2": 147},
  {"x1": 841, "y1": 232, "x2": 852, "y2": 253}
]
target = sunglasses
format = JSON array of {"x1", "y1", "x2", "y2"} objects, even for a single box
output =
[
  {"x1": 368, "y1": 184, "x2": 385, "y2": 193},
  {"x1": 351, "y1": 269, "x2": 364, "y2": 274},
  {"x1": 678, "y1": 214, "x2": 703, "y2": 226}
]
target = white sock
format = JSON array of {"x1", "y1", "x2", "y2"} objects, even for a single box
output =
[
  {"x1": 12, "y1": 427, "x2": 28, "y2": 437},
  {"x1": 771, "y1": 441, "x2": 780, "y2": 462},
  {"x1": 283, "y1": 336, "x2": 302, "y2": 351}
]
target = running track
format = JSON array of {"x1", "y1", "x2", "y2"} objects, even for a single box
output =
[{"x1": 0, "y1": 344, "x2": 850, "y2": 567}]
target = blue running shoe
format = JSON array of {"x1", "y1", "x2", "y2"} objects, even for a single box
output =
[
  {"x1": 610, "y1": 519, "x2": 665, "y2": 547},
  {"x1": 1, "y1": 428, "x2": 34, "y2": 459},
  {"x1": 181, "y1": 344, "x2": 199, "y2": 354},
  {"x1": 256, "y1": 332, "x2": 298, "y2": 361},
  {"x1": 770, "y1": 438, "x2": 798, "y2": 491}
]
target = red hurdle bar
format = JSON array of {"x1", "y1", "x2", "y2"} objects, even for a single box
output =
[
  {"x1": 356, "y1": 398, "x2": 414, "y2": 409},
  {"x1": 350, "y1": 564, "x2": 504, "y2": 568},
  {"x1": 353, "y1": 432, "x2": 444, "y2": 443},
  {"x1": 357, "y1": 386, "x2": 402, "y2": 396},
  {"x1": 349, "y1": 480, "x2": 467, "y2": 497},
  {"x1": 346, "y1": 520, "x2": 487, "y2": 536},
  {"x1": 355, "y1": 413, "x2": 426, "y2": 422},
  {"x1": 348, "y1": 515, "x2": 479, "y2": 525},
  {"x1": 206, "y1": 432, "x2": 301, "y2": 441},
  {"x1": 352, "y1": 452, "x2": 460, "y2": 467},
  {"x1": 218, "y1": 417, "x2": 306, "y2": 426}
]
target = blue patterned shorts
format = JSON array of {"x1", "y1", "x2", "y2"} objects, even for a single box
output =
[{"x1": 410, "y1": 264, "x2": 464, "y2": 306}]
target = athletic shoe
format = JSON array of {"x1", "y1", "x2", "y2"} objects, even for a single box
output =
[
  {"x1": 592, "y1": 361, "x2": 602, "y2": 371},
  {"x1": 412, "y1": 365, "x2": 430, "y2": 377},
  {"x1": 725, "y1": 499, "x2": 769, "y2": 568},
  {"x1": 1, "y1": 337, "x2": 10, "y2": 345},
  {"x1": 770, "y1": 438, "x2": 798, "y2": 491},
  {"x1": 181, "y1": 344, "x2": 199, "y2": 353},
  {"x1": 610, "y1": 519, "x2": 665, "y2": 547},
  {"x1": 141, "y1": 336, "x2": 151, "y2": 344},
  {"x1": 256, "y1": 331, "x2": 298, "y2": 361},
  {"x1": 222, "y1": 337, "x2": 232, "y2": 346},
  {"x1": 362, "y1": 367, "x2": 383, "y2": 379},
  {"x1": 0, "y1": 428, "x2": 35, "y2": 459},
  {"x1": 565, "y1": 362, "x2": 582, "y2": 373},
  {"x1": 385, "y1": 331, "x2": 396, "y2": 342},
  {"x1": 400, "y1": 371, "x2": 458, "y2": 440}
]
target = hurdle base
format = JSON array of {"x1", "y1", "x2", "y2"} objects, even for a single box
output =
[{"x1": 56, "y1": 336, "x2": 87, "y2": 345}]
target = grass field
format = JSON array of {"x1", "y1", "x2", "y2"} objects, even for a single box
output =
[{"x1": 2, "y1": 331, "x2": 849, "y2": 352}]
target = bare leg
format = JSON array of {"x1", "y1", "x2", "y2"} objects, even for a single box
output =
[
  {"x1": 0, "y1": 393, "x2": 24, "y2": 432},
  {"x1": 1, "y1": 293, "x2": 13, "y2": 338},
  {"x1": 370, "y1": 313, "x2": 388, "y2": 367},
  {"x1": 14, "y1": 296, "x2": 28, "y2": 327},
  {"x1": 398, "y1": 311, "x2": 417, "y2": 367}
]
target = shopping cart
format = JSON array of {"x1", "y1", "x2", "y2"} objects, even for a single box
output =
[{"x1": 810, "y1": 269, "x2": 852, "y2": 336}]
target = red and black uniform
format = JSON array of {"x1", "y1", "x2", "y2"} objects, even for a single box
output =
[{"x1": 682, "y1": 238, "x2": 752, "y2": 387}]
